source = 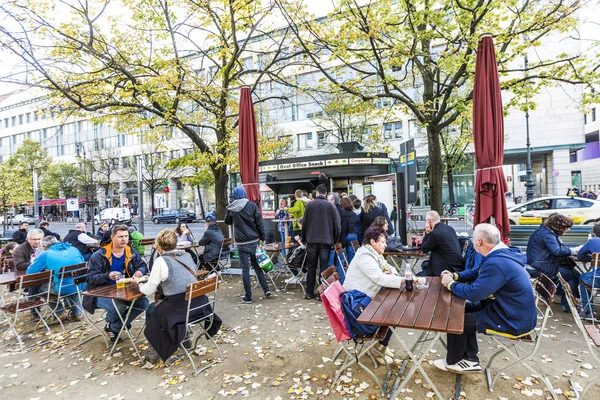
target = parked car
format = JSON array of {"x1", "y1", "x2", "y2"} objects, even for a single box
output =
[
  {"x1": 94, "y1": 208, "x2": 132, "y2": 224},
  {"x1": 10, "y1": 214, "x2": 36, "y2": 225},
  {"x1": 152, "y1": 209, "x2": 196, "y2": 224},
  {"x1": 507, "y1": 196, "x2": 600, "y2": 225}
]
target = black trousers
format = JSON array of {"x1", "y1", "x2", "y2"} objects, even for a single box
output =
[
  {"x1": 305, "y1": 243, "x2": 331, "y2": 295},
  {"x1": 446, "y1": 301, "x2": 482, "y2": 364}
]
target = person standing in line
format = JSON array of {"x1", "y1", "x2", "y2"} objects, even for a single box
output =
[
  {"x1": 340, "y1": 197, "x2": 358, "y2": 264},
  {"x1": 225, "y1": 186, "x2": 272, "y2": 304},
  {"x1": 287, "y1": 189, "x2": 308, "y2": 240},
  {"x1": 301, "y1": 184, "x2": 340, "y2": 300}
]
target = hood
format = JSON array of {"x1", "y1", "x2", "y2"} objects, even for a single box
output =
[
  {"x1": 233, "y1": 186, "x2": 247, "y2": 200},
  {"x1": 207, "y1": 223, "x2": 221, "y2": 231},
  {"x1": 485, "y1": 247, "x2": 527, "y2": 266},
  {"x1": 227, "y1": 198, "x2": 249, "y2": 212},
  {"x1": 49, "y1": 242, "x2": 72, "y2": 251}
]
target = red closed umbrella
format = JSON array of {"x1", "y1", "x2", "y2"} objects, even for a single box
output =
[
  {"x1": 238, "y1": 86, "x2": 261, "y2": 208},
  {"x1": 473, "y1": 36, "x2": 510, "y2": 238}
]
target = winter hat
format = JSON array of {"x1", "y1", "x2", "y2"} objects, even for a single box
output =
[{"x1": 233, "y1": 186, "x2": 247, "y2": 200}]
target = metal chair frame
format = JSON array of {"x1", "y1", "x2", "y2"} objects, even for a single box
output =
[
  {"x1": 179, "y1": 275, "x2": 223, "y2": 375},
  {"x1": 282, "y1": 246, "x2": 307, "y2": 292},
  {"x1": 485, "y1": 273, "x2": 558, "y2": 400},
  {"x1": 71, "y1": 268, "x2": 110, "y2": 348},
  {"x1": 0, "y1": 270, "x2": 55, "y2": 352},
  {"x1": 581, "y1": 252, "x2": 600, "y2": 324},
  {"x1": 49, "y1": 262, "x2": 87, "y2": 332},
  {"x1": 558, "y1": 272, "x2": 600, "y2": 399},
  {"x1": 205, "y1": 238, "x2": 232, "y2": 280}
]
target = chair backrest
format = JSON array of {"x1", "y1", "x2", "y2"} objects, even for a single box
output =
[
  {"x1": 185, "y1": 275, "x2": 220, "y2": 301},
  {"x1": 17, "y1": 270, "x2": 53, "y2": 290},
  {"x1": 71, "y1": 267, "x2": 90, "y2": 286},
  {"x1": 139, "y1": 238, "x2": 156, "y2": 246},
  {"x1": 320, "y1": 265, "x2": 340, "y2": 289},
  {"x1": 351, "y1": 240, "x2": 360, "y2": 251},
  {"x1": 58, "y1": 262, "x2": 87, "y2": 280},
  {"x1": 220, "y1": 238, "x2": 233, "y2": 250},
  {"x1": 591, "y1": 252, "x2": 600, "y2": 269},
  {"x1": 535, "y1": 273, "x2": 557, "y2": 306},
  {"x1": 334, "y1": 243, "x2": 344, "y2": 254}
]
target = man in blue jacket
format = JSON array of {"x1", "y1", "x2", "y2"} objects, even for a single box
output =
[
  {"x1": 434, "y1": 223, "x2": 537, "y2": 374},
  {"x1": 225, "y1": 186, "x2": 271, "y2": 304},
  {"x1": 83, "y1": 225, "x2": 149, "y2": 341}
]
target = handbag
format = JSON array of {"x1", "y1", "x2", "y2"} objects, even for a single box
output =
[
  {"x1": 321, "y1": 281, "x2": 351, "y2": 342},
  {"x1": 255, "y1": 244, "x2": 274, "y2": 272}
]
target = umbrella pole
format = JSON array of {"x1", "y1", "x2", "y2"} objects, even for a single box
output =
[{"x1": 489, "y1": 216, "x2": 495, "y2": 226}]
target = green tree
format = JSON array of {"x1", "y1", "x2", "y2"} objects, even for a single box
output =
[
  {"x1": 168, "y1": 151, "x2": 215, "y2": 219},
  {"x1": 0, "y1": 0, "x2": 302, "y2": 218},
  {"x1": 0, "y1": 158, "x2": 31, "y2": 229},
  {"x1": 440, "y1": 117, "x2": 472, "y2": 206},
  {"x1": 41, "y1": 162, "x2": 80, "y2": 199},
  {"x1": 277, "y1": 0, "x2": 595, "y2": 213}
]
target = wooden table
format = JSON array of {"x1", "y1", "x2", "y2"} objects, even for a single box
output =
[
  {"x1": 383, "y1": 248, "x2": 427, "y2": 274},
  {"x1": 0, "y1": 271, "x2": 25, "y2": 286},
  {"x1": 82, "y1": 283, "x2": 146, "y2": 360},
  {"x1": 358, "y1": 277, "x2": 465, "y2": 400}
]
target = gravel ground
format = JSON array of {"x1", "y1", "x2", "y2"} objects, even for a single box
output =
[{"x1": 1, "y1": 271, "x2": 599, "y2": 400}]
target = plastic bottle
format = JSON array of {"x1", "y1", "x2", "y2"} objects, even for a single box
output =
[{"x1": 404, "y1": 264, "x2": 414, "y2": 291}]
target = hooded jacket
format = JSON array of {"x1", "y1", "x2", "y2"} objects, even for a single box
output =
[
  {"x1": 83, "y1": 242, "x2": 147, "y2": 314},
  {"x1": 27, "y1": 242, "x2": 84, "y2": 295},
  {"x1": 448, "y1": 247, "x2": 537, "y2": 338},
  {"x1": 287, "y1": 198, "x2": 307, "y2": 231},
  {"x1": 526, "y1": 224, "x2": 572, "y2": 278},
  {"x1": 225, "y1": 199, "x2": 265, "y2": 245},
  {"x1": 198, "y1": 223, "x2": 227, "y2": 261}
]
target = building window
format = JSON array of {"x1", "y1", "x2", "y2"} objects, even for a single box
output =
[
  {"x1": 317, "y1": 131, "x2": 329, "y2": 148},
  {"x1": 593, "y1": 108, "x2": 597, "y2": 122},
  {"x1": 25, "y1": 113, "x2": 30, "y2": 123},
  {"x1": 4, "y1": 118, "x2": 7, "y2": 128},
  {"x1": 297, "y1": 133, "x2": 313, "y2": 150},
  {"x1": 18, "y1": 115, "x2": 23, "y2": 125},
  {"x1": 408, "y1": 119, "x2": 425, "y2": 137},
  {"x1": 11, "y1": 116, "x2": 16, "y2": 126},
  {"x1": 34, "y1": 111, "x2": 38, "y2": 121},
  {"x1": 122, "y1": 157, "x2": 130, "y2": 168},
  {"x1": 384, "y1": 122, "x2": 403, "y2": 139}
]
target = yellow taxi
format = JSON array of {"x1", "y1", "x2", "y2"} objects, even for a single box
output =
[{"x1": 508, "y1": 196, "x2": 600, "y2": 225}]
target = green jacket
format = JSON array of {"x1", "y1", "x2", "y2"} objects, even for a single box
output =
[{"x1": 287, "y1": 199, "x2": 307, "y2": 230}]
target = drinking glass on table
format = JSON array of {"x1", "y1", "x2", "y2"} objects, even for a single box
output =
[{"x1": 116, "y1": 273, "x2": 125, "y2": 289}]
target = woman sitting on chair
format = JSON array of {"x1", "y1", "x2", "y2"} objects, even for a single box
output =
[
  {"x1": 175, "y1": 221, "x2": 197, "y2": 265},
  {"x1": 135, "y1": 229, "x2": 222, "y2": 364},
  {"x1": 343, "y1": 226, "x2": 404, "y2": 363}
]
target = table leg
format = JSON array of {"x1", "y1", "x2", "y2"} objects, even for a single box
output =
[
  {"x1": 109, "y1": 298, "x2": 143, "y2": 361},
  {"x1": 389, "y1": 331, "x2": 444, "y2": 400}
]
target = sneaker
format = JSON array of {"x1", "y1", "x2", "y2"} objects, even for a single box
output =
[
  {"x1": 144, "y1": 347, "x2": 160, "y2": 364},
  {"x1": 240, "y1": 296, "x2": 253, "y2": 304},
  {"x1": 446, "y1": 359, "x2": 482, "y2": 374},
  {"x1": 265, "y1": 291, "x2": 273, "y2": 298},
  {"x1": 433, "y1": 358, "x2": 449, "y2": 372},
  {"x1": 580, "y1": 310, "x2": 595, "y2": 322},
  {"x1": 374, "y1": 354, "x2": 394, "y2": 365},
  {"x1": 104, "y1": 323, "x2": 120, "y2": 342},
  {"x1": 377, "y1": 344, "x2": 394, "y2": 358},
  {"x1": 304, "y1": 293, "x2": 321, "y2": 301},
  {"x1": 56, "y1": 312, "x2": 69, "y2": 322}
]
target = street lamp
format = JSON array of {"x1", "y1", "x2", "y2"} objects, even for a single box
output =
[
  {"x1": 75, "y1": 142, "x2": 96, "y2": 234},
  {"x1": 524, "y1": 55, "x2": 535, "y2": 201}
]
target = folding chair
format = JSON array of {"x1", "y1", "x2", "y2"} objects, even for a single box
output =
[
  {"x1": 138, "y1": 238, "x2": 156, "y2": 264},
  {"x1": 282, "y1": 246, "x2": 307, "y2": 292},
  {"x1": 71, "y1": 268, "x2": 109, "y2": 348},
  {"x1": 205, "y1": 238, "x2": 232, "y2": 280},
  {"x1": 180, "y1": 275, "x2": 224, "y2": 375},
  {"x1": 580, "y1": 252, "x2": 600, "y2": 323},
  {"x1": 49, "y1": 263, "x2": 87, "y2": 332},
  {"x1": 318, "y1": 279, "x2": 391, "y2": 395},
  {"x1": 558, "y1": 272, "x2": 600, "y2": 399},
  {"x1": 0, "y1": 270, "x2": 55, "y2": 352},
  {"x1": 320, "y1": 265, "x2": 339, "y2": 289},
  {"x1": 485, "y1": 273, "x2": 558, "y2": 399}
]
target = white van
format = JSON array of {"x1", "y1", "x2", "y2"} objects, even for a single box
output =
[{"x1": 94, "y1": 208, "x2": 132, "y2": 224}]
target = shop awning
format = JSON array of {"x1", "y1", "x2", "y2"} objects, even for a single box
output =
[
  {"x1": 265, "y1": 179, "x2": 317, "y2": 195},
  {"x1": 37, "y1": 197, "x2": 88, "y2": 207},
  {"x1": 120, "y1": 187, "x2": 138, "y2": 195}
]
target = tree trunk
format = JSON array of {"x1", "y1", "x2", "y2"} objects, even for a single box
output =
[
  {"x1": 196, "y1": 185, "x2": 206, "y2": 219},
  {"x1": 149, "y1": 189, "x2": 155, "y2": 216},
  {"x1": 427, "y1": 124, "x2": 444, "y2": 214},
  {"x1": 447, "y1": 166, "x2": 455, "y2": 206},
  {"x1": 213, "y1": 166, "x2": 228, "y2": 220}
]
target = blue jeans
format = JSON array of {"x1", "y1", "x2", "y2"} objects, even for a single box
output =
[
  {"x1": 96, "y1": 296, "x2": 150, "y2": 333},
  {"x1": 237, "y1": 242, "x2": 270, "y2": 300},
  {"x1": 556, "y1": 268, "x2": 580, "y2": 310},
  {"x1": 279, "y1": 231, "x2": 287, "y2": 256},
  {"x1": 345, "y1": 234, "x2": 357, "y2": 264},
  {"x1": 579, "y1": 271, "x2": 600, "y2": 313}
]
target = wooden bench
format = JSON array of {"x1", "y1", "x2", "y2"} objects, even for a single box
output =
[
  {"x1": 584, "y1": 324, "x2": 600, "y2": 347},
  {"x1": 508, "y1": 225, "x2": 593, "y2": 248}
]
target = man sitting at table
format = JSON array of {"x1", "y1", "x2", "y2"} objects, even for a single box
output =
[
  {"x1": 64, "y1": 222, "x2": 98, "y2": 261},
  {"x1": 13, "y1": 229, "x2": 44, "y2": 271},
  {"x1": 84, "y1": 225, "x2": 149, "y2": 341},
  {"x1": 419, "y1": 210, "x2": 464, "y2": 276},
  {"x1": 434, "y1": 223, "x2": 536, "y2": 374},
  {"x1": 198, "y1": 213, "x2": 228, "y2": 270}
]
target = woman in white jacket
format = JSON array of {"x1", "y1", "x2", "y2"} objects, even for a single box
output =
[{"x1": 343, "y1": 226, "x2": 404, "y2": 362}]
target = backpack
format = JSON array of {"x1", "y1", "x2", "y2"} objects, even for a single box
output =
[
  {"x1": 341, "y1": 290, "x2": 378, "y2": 339},
  {"x1": 130, "y1": 231, "x2": 146, "y2": 255}
]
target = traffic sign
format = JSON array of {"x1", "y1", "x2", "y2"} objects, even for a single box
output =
[{"x1": 66, "y1": 198, "x2": 79, "y2": 212}]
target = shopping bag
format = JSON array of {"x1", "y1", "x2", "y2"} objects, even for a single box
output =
[
  {"x1": 321, "y1": 281, "x2": 351, "y2": 342},
  {"x1": 255, "y1": 244, "x2": 274, "y2": 272}
]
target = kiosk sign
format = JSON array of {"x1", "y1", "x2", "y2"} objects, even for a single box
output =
[{"x1": 278, "y1": 160, "x2": 326, "y2": 170}]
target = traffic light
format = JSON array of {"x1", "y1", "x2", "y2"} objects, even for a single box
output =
[
  {"x1": 164, "y1": 186, "x2": 170, "y2": 193},
  {"x1": 163, "y1": 180, "x2": 169, "y2": 186}
]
